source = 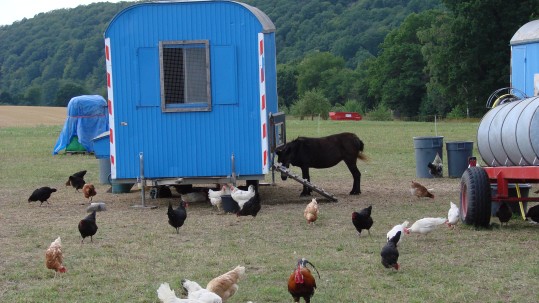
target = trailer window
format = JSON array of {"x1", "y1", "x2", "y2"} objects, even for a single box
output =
[{"x1": 159, "y1": 40, "x2": 211, "y2": 112}]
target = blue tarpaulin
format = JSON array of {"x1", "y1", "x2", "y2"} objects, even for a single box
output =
[{"x1": 53, "y1": 95, "x2": 109, "y2": 155}]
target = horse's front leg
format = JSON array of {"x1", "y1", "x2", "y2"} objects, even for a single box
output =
[
  {"x1": 300, "y1": 167, "x2": 312, "y2": 196},
  {"x1": 345, "y1": 161, "x2": 362, "y2": 195}
]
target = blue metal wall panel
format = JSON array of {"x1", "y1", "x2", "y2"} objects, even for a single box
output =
[
  {"x1": 511, "y1": 43, "x2": 539, "y2": 96},
  {"x1": 105, "y1": 1, "x2": 277, "y2": 180}
]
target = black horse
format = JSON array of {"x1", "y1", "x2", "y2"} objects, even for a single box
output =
[{"x1": 275, "y1": 132, "x2": 367, "y2": 196}]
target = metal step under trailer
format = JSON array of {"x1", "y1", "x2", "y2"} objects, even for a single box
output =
[{"x1": 273, "y1": 163, "x2": 338, "y2": 202}]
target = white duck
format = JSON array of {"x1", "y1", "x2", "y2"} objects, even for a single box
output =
[
  {"x1": 386, "y1": 220, "x2": 410, "y2": 245},
  {"x1": 230, "y1": 185, "x2": 256, "y2": 210},
  {"x1": 446, "y1": 201, "x2": 460, "y2": 228},
  {"x1": 409, "y1": 217, "x2": 447, "y2": 235}
]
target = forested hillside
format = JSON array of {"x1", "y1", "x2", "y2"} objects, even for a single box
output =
[
  {"x1": 0, "y1": 0, "x2": 440, "y2": 107},
  {"x1": 0, "y1": 0, "x2": 537, "y2": 119}
]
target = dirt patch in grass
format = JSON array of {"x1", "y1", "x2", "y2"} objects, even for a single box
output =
[{"x1": 0, "y1": 106, "x2": 66, "y2": 127}]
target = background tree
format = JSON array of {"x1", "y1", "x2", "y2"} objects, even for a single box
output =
[
  {"x1": 421, "y1": 0, "x2": 539, "y2": 117},
  {"x1": 55, "y1": 82, "x2": 89, "y2": 107},
  {"x1": 291, "y1": 89, "x2": 331, "y2": 120},
  {"x1": 276, "y1": 63, "x2": 299, "y2": 110},
  {"x1": 362, "y1": 11, "x2": 441, "y2": 117}
]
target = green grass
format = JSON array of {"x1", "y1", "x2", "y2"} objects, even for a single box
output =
[{"x1": 0, "y1": 120, "x2": 538, "y2": 302}]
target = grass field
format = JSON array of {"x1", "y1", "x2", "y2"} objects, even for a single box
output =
[{"x1": 0, "y1": 112, "x2": 538, "y2": 302}]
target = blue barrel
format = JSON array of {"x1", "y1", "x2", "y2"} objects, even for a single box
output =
[
  {"x1": 446, "y1": 141, "x2": 474, "y2": 178},
  {"x1": 413, "y1": 136, "x2": 444, "y2": 178}
]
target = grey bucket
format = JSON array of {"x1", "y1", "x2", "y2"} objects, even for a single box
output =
[
  {"x1": 98, "y1": 158, "x2": 111, "y2": 184},
  {"x1": 413, "y1": 136, "x2": 444, "y2": 178},
  {"x1": 221, "y1": 195, "x2": 239, "y2": 213},
  {"x1": 446, "y1": 141, "x2": 473, "y2": 178}
]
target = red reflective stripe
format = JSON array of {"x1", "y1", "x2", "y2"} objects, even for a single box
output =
[
  {"x1": 263, "y1": 150, "x2": 267, "y2": 166},
  {"x1": 105, "y1": 45, "x2": 110, "y2": 61},
  {"x1": 107, "y1": 73, "x2": 111, "y2": 88},
  {"x1": 109, "y1": 128, "x2": 114, "y2": 144},
  {"x1": 259, "y1": 40, "x2": 264, "y2": 55},
  {"x1": 108, "y1": 100, "x2": 112, "y2": 115},
  {"x1": 261, "y1": 95, "x2": 266, "y2": 110},
  {"x1": 110, "y1": 155, "x2": 115, "y2": 165},
  {"x1": 262, "y1": 122, "x2": 266, "y2": 139},
  {"x1": 260, "y1": 67, "x2": 264, "y2": 83}
]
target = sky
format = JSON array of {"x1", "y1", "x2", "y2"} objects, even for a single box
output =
[{"x1": 0, "y1": 0, "x2": 125, "y2": 26}]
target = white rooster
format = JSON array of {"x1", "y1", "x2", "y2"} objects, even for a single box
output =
[
  {"x1": 208, "y1": 185, "x2": 231, "y2": 212},
  {"x1": 230, "y1": 185, "x2": 256, "y2": 210},
  {"x1": 181, "y1": 279, "x2": 223, "y2": 303},
  {"x1": 408, "y1": 217, "x2": 447, "y2": 235},
  {"x1": 386, "y1": 221, "x2": 410, "y2": 245},
  {"x1": 157, "y1": 282, "x2": 204, "y2": 303},
  {"x1": 446, "y1": 202, "x2": 460, "y2": 229}
]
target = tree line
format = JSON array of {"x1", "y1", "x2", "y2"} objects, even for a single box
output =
[{"x1": 0, "y1": 0, "x2": 537, "y2": 119}]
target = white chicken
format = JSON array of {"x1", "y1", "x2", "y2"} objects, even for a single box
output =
[
  {"x1": 386, "y1": 221, "x2": 410, "y2": 245},
  {"x1": 408, "y1": 217, "x2": 447, "y2": 235},
  {"x1": 230, "y1": 185, "x2": 256, "y2": 210},
  {"x1": 208, "y1": 185, "x2": 231, "y2": 212},
  {"x1": 446, "y1": 201, "x2": 460, "y2": 228},
  {"x1": 181, "y1": 279, "x2": 222, "y2": 303},
  {"x1": 181, "y1": 192, "x2": 208, "y2": 203},
  {"x1": 157, "y1": 282, "x2": 204, "y2": 303}
]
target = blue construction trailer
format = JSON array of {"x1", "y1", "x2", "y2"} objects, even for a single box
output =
[
  {"x1": 102, "y1": 1, "x2": 283, "y2": 188},
  {"x1": 511, "y1": 19, "x2": 539, "y2": 96}
]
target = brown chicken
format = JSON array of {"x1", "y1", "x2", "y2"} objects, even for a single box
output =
[
  {"x1": 206, "y1": 265, "x2": 245, "y2": 302},
  {"x1": 303, "y1": 198, "x2": 319, "y2": 225},
  {"x1": 45, "y1": 237, "x2": 67, "y2": 276},
  {"x1": 82, "y1": 183, "x2": 97, "y2": 202},
  {"x1": 410, "y1": 181, "x2": 434, "y2": 199},
  {"x1": 288, "y1": 258, "x2": 320, "y2": 303}
]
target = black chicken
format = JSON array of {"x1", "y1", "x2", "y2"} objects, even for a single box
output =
[
  {"x1": 167, "y1": 200, "x2": 187, "y2": 234},
  {"x1": 526, "y1": 204, "x2": 539, "y2": 223},
  {"x1": 427, "y1": 153, "x2": 443, "y2": 178},
  {"x1": 496, "y1": 202, "x2": 512, "y2": 227},
  {"x1": 66, "y1": 170, "x2": 87, "y2": 185},
  {"x1": 236, "y1": 192, "x2": 261, "y2": 217},
  {"x1": 352, "y1": 205, "x2": 373, "y2": 236},
  {"x1": 28, "y1": 187, "x2": 57, "y2": 206},
  {"x1": 381, "y1": 230, "x2": 401, "y2": 270},
  {"x1": 78, "y1": 210, "x2": 98, "y2": 243},
  {"x1": 68, "y1": 175, "x2": 86, "y2": 192}
]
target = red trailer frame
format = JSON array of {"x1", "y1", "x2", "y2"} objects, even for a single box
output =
[{"x1": 460, "y1": 160, "x2": 539, "y2": 227}]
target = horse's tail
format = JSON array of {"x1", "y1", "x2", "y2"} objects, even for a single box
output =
[{"x1": 354, "y1": 135, "x2": 369, "y2": 162}]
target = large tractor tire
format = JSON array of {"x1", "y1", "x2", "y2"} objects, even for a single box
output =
[{"x1": 460, "y1": 167, "x2": 492, "y2": 227}]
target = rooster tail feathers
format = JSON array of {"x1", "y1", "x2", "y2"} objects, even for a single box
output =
[
  {"x1": 157, "y1": 283, "x2": 179, "y2": 303},
  {"x1": 301, "y1": 258, "x2": 321, "y2": 279}
]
